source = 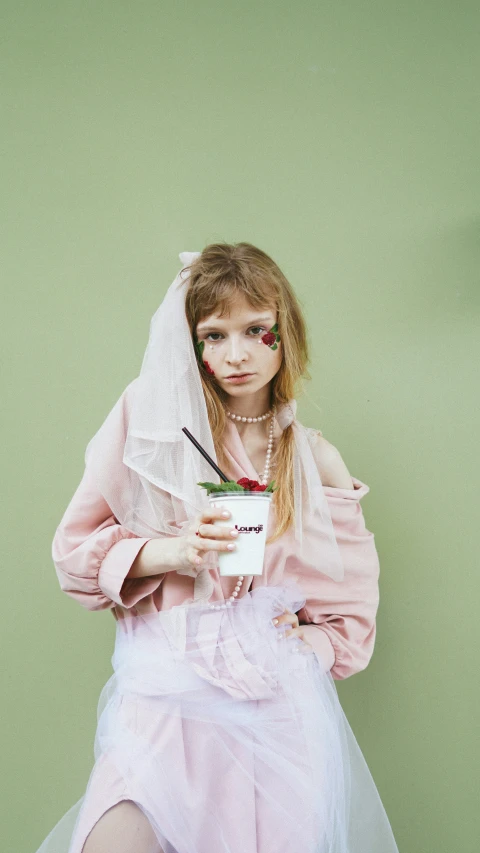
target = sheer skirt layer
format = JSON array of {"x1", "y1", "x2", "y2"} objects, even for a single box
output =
[{"x1": 33, "y1": 583, "x2": 399, "y2": 853}]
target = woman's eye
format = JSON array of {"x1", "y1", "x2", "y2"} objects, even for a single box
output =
[{"x1": 205, "y1": 326, "x2": 266, "y2": 342}]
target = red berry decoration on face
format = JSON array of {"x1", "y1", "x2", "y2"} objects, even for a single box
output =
[
  {"x1": 195, "y1": 340, "x2": 215, "y2": 375},
  {"x1": 261, "y1": 323, "x2": 280, "y2": 350},
  {"x1": 262, "y1": 331, "x2": 276, "y2": 346}
]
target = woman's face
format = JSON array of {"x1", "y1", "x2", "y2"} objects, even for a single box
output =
[{"x1": 195, "y1": 293, "x2": 282, "y2": 401}]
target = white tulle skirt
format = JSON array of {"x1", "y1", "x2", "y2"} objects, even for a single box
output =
[{"x1": 34, "y1": 583, "x2": 399, "y2": 853}]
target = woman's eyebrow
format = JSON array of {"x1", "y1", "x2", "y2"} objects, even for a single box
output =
[{"x1": 197, "y1": 316, "x2": 273, "y2": 333}]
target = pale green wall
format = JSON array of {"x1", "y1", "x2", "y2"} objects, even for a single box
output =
[{"x1": 2, "y1": 2, "x2": 478, "y2": 851}]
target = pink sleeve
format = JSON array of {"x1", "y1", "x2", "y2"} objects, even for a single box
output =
[
  {"x1": 52, "y1": 464, "x2": 166, "y2": 612},
  {"x1": 297, "y1": 476, "x2": 380, "y2": 680}
]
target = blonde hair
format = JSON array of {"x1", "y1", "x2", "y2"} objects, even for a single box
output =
[{"x1": 184, "y1": 242, "x2": 312, "y2": 545}]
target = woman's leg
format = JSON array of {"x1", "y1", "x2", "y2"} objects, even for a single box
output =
[{"x1": 81, "y1": 799, "x2": 164, "y2": 853}]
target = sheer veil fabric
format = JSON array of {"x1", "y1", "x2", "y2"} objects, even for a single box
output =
[{"x1": 33, "y1": 252, "x2": 400, "y2": 852}]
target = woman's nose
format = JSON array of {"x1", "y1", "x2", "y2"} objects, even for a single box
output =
[{"x1": 226, "y1": 337, "x2": 248, "y2": 362}]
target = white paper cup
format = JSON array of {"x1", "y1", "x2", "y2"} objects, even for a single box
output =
[{"x1": 207, "y1": 490, "x2": 273, "y2": 576}]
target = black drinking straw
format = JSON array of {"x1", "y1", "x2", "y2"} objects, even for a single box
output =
[{"x1": 182, "y1": 427, "x2": 230, "y2": 482}]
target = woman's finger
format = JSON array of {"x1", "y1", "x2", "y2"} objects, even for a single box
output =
[
  {"x1": 285, "y1": 626, "x2": 314, "y2": 652},
  {"x1": 272, "y1": 611, "x2": 299, "y2": 628},
  {"x1": 190, "y1": 534, "x2": 238, "y2": 553},
  {"x1": 285, "y1": 626, "x2": 304, "y2": 640},
  {"x1": 196, "y1": 521, "x2": 238, "y2": 541}
]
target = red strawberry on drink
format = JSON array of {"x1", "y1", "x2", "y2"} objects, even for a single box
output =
[
  {"x1": 236, "y1": 477, "x2": 268, "y2": 492},
  {"x1": 237, "y1": 477, "x2": 259, "y2": 490}
]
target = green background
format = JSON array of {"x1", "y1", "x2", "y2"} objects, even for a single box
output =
[{"x1": 2, "y1": 2, "x2": 478, "y2": 851}]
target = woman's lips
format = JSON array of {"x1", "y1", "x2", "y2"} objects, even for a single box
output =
[{"x1": 225, "y1": 373, "x2": 254, "y2": 383}]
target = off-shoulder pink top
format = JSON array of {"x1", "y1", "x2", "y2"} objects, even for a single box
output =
[{"x1": 52, "y1": 415, "x2": 380, "y2": 681}]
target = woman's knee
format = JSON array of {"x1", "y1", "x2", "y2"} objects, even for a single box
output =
[{"x1": 81, "y1": 799, "x2": 162, "y2": 853}]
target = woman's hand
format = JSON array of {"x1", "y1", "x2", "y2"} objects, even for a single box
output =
[
  {"x1": 112, "y1": 507, "x2": 239, "y2": 620},
  {"x1": 174, "y1": 506, "x2": 240, "y2": 571},
  {"x1": 272, "y1": 610, "x2": 314, "y2": 654}
]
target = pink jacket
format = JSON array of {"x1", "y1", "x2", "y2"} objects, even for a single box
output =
[{"x1": 52, "y1": 398, "x2": 380, "y2": 681}]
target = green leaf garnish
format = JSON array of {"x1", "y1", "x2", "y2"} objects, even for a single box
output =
[
  {"x1": 197, "y1": 479, "x2": 277, "y2": 496},
  {"x1": 197, "y1": 480, "x2": 246, "y2": 495}
]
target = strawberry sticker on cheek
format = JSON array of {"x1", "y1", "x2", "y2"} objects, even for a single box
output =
[
  {"x1": 195, "y1": 340, "x2": 216, "y2": 376},
  {"x1": 261, "y1": 323, "x2": 280, "y2": 350}
]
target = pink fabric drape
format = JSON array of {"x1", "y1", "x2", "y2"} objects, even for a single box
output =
[{"x1": 52, "y1": 396, "x2": 380, "y2": 681}]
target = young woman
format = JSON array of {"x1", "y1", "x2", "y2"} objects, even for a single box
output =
[{"x1": 35, "y1": 244, "x2": 400, "y2": 852}]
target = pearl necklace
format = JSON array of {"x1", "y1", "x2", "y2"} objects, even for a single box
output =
[
  {"x1": 225, "y1": 406, "x2": 276, "y2": 485},
  {"x1": 208, "y1": 407, "x2": 276, "y2": 610},
  {"x1": 225, "y1": 407, "x2": 273, "y2": 424}
]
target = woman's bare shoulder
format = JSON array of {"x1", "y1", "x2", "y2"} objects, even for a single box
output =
[{"x1": 306, "y1": 428, "x2": 355, "y2": 489}]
